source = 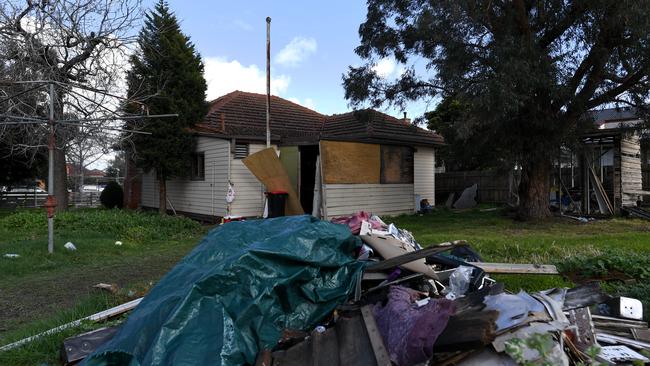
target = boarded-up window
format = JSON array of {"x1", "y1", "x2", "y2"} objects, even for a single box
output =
[
  {"x1": 380, "y1": 145, "x2": 414, "y2": 184},
  {"x1": 320, "y1": 141, "x2": 381, "y2": 184}
]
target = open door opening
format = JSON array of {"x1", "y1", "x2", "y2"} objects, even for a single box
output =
[{"x1": 299, "y1": 145, "x2": 319, "y2": 214}]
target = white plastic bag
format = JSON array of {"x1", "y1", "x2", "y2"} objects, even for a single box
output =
[{"x1": 445, "y1": 265, "x2": 473, "y2": 300}]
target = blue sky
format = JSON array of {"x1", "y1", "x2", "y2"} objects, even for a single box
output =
[{"x1": 147, "y1": 0, "x2": 433, "y2": 119}]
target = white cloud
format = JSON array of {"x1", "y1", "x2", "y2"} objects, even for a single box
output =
[
  {"x1": 287, "y1": 97, "x2": 317, "y2": 110},
  {"x1": 372, "y1": 58, "x2": 397, "y2": 78},
  {"x1": 276, "y1": 37, "x2": 317, "y2": 67},
  {"x1": 232, "y1": 19, "x2": 253, "y2": 32},
  {"x1": 204, "y1": 57, "x2": 290, "y2": 100}
]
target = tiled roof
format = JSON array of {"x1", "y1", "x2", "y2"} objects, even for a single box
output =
[
  {"x1": 196, "y1": 91, "x2": 325, "y2": 141},
  {"x1": 194, "y1": 91, "x2": 444, "y2": 146},
  {"x1": 322, "y1": 109, "x2": 445, "y2": 146}
]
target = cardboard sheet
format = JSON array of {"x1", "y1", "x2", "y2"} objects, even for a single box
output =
[{"x1": 243, "y1": 147, "x2": 304, "y2": 215}]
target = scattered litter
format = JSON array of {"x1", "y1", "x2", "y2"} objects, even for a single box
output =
[
  {"x1": 444, "y1": 265, "x2": 473, "y2": 300},
  {"x1": 483, "y1": 290, "x2": 546, "y2": 331},
  {"x1": 598, "y1": 345, "x2": 650, "y2": 364},
  {"x1": 331, "y1": 211, "x2": 382, "y2": 234},
  {"x1": 373, "y1": 286, "x2": 455, "y2": 366},
  {"x1": 479, "y1": 207, "x2": 499, "y2": 212},
  {"x1": 3, "y1": 253, "x2": 19, "y2": 258},
  {"x1": 114, "y1": 241, "x2": 123, "y2": 246},
  {"x1": 51, "y1": 211, "x2": 649, "y2": 366},
  {"x1": 93, "y1": 283, "x2": 119, "y2": 294},
  {"x1": 600, "y1": 296, "x2": 643, "y2": 320},
  {"x1": 62, "y1": 326, "x2": 119, "y2": 365},
  {"x1": 64, "y1": 242, "x2": 77, "y2": 251}
]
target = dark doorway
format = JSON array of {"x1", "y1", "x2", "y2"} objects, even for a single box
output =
[{"x1": 299, "y1": 145, "x2": 319, "y2": 214}]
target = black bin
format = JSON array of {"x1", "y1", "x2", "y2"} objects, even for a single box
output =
[{"x1": 266, "y1": 191, "x2": 288, "y2": 218}]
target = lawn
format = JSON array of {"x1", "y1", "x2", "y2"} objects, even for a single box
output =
[
  {"x1": 0, "y1": 208, "x2": 209, "y2": 365},
  {"x1": 2, "y1": 207, "x2": 650, "y2": 365},
  {"x1": 389, "y1": 207, "x2": 650, "y2": 309}
]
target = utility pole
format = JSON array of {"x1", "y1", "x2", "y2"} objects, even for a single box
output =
[
  {"x1": 266, "y1": 16, "x2": 271, "y2": 148},
  {"x1": 45, "y1": 83, "x2": 57, "y2": 254}
]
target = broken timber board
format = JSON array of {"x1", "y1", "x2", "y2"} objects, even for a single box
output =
[
  {"x1": 0, "y1": 297, "x2": 142, "y2": 352},
  {"x1": 466, "y1": 262, "x2": 559, "y2": 275},
  {"x1": 360, "y1": 305, "x2": 392, "y2": 366},
  {"x1": 364, "y1": 241, "x2": 464, "y2": 272}
]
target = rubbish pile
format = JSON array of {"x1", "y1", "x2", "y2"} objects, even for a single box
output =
[{"x1": 52, "y1": 213, "x2": 650, "y2": 365}]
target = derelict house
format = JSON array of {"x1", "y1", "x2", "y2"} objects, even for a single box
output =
[
  {"x1": 132, "y1": 91, "x2": 444, "y2": 220},
  {"x1": 555, "y1": 107, "x2": 649, "y2": 214}
]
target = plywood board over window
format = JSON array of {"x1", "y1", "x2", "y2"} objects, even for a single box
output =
[
  {"x1": 320, "y1": 141, "x2": 380, "y2": 184},
  {"x1": 381, "y1": 145, "x2": 414, "y2": 184}
]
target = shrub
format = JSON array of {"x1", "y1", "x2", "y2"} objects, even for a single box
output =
[{"x1": 100, "y1": 182, "x2": 123, "y2": 209}]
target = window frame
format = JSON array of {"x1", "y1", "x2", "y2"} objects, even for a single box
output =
[{"x1": 190, "y1": 152, "x2": 205, "y2": 181}]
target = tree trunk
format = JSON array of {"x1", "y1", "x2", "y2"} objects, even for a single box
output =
[
  {"x1": 158, "y1": 172, "x2": 167, "y2": 215},
  {"x1": 54, "y1": 147, "x2": 68, "y2": 212},
  {"x1": 517, "y1": 157, "x2": 551, "y2": 219}
]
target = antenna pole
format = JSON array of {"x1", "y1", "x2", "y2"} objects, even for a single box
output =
[{"x1": 266, "y1": 16, "x2": 271, "y2": 148}]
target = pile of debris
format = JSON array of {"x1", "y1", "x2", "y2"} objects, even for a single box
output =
[
  {"x1": 251, "y1": 212, "x2": 650, "y2": 365},
  {"x1": 10, "y1": 213, "x2": 647, "y2": 365}
]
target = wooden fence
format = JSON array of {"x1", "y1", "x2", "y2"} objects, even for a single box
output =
[{"x1": 436, "y1": 170, "x2": 518, "y2": 204}]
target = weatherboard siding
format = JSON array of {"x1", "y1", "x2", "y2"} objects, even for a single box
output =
[
  {"x1": 140, "y1": 137, "x2": 230, "y2": 217},
  {"x1": 621, "y1": 135, "x2": 643, "y2": 207},
  {"x1": 228, "y1": 144, "x2": 267, "y2": 217},
  {"x1": 323, "y1": 183, "x2": 415, "y2": 219},
  {"x1": 414, "y1": 147, "x2": 436, "y2": 205}
]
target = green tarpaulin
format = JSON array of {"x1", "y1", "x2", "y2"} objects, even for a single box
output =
[{"x1": 83, "y1": 215, "x2": 363, "y2": 366}]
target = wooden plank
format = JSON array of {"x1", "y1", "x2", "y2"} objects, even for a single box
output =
[
  {"x1": 360, "y1": 306, "x2": 392, "y2": 366},
  {"x1": 242, "y1": 147, "x2": 304, "y2": 215},
  {"x1": 365, "y1": 241, "x2": 463, "y2": 272},
  {"x1": 466, "y1": 262, "x2": 559, "y2": 275},
  {"x1": 321, "y1": 141, "x2": 380, "y2": 184},
  {"x1": 0, "y1": 298, "x2": 142, "y2": 352}
]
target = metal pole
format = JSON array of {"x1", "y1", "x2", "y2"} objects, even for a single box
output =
[
  {"x1": 47, "y1": 83, "x2": 56, "y2": 254},
  {"x1": 265, "y1": 16, "x2": 271, "y2": 148}
]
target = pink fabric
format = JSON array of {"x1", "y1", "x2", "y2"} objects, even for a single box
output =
[{"x1": 330, "y1": 211, "x2": 383, "y2": 234}]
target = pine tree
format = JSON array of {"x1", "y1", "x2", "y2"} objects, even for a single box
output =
[{"x1": 126, "y1": 0, "x2": 207, "y2": 214}]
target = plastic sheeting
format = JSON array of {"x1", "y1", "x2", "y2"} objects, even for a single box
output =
[
  {"x1": 373, "y1": 286, "x2": 455, "y2": 366},
  {"x1": 83, "y1": 215, "x2": 364, "y2": 366},
  {"x1": 483, "y1": 290, "x2": 546, "y2": 331}
]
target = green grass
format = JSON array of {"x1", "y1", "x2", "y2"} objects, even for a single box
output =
[
  {"x1": 3, "y1": 207, "x2": 650, "y2": 364},
  {"x1": 0, "y1": 293, "x2": 123, "y2": 366},
  {"x1": 388, "y1": 207, "x2": 650, "y2": 292},
  {"x1": 0, "y1": 208, "x2": 208, "y2": 365},
  {"x1": 0, "y1": 208, "x2": 204, "y2": 280}
]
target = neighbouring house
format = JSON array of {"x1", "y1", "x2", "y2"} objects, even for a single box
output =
[
  {"x1": 133, "y1": 91, "x2": 444, "y2": 220},
  {"x1": 435, "y1": 106, "x2": 649, "y2": 214}
]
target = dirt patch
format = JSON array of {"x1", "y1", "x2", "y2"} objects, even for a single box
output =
[{"x1": 0, "y1": 253, "x2": 182, "y2": 336}]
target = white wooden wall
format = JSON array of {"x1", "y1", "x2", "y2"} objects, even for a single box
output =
[
  {"x1": 323, "y1": 183, "x2": 415, "y2": 219},
  {"x1": 228, "y1": 143, "x2": 267, "y2": 217},
  {"x1": 140, "y1": 137, "x2": 230, "y2": 216},
  {"x1": 621, "y1": 135, "x2": 643, "y2": 207},
  {"x1": 414, "y1": 147, "x2": 436, "y2": 205}
]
